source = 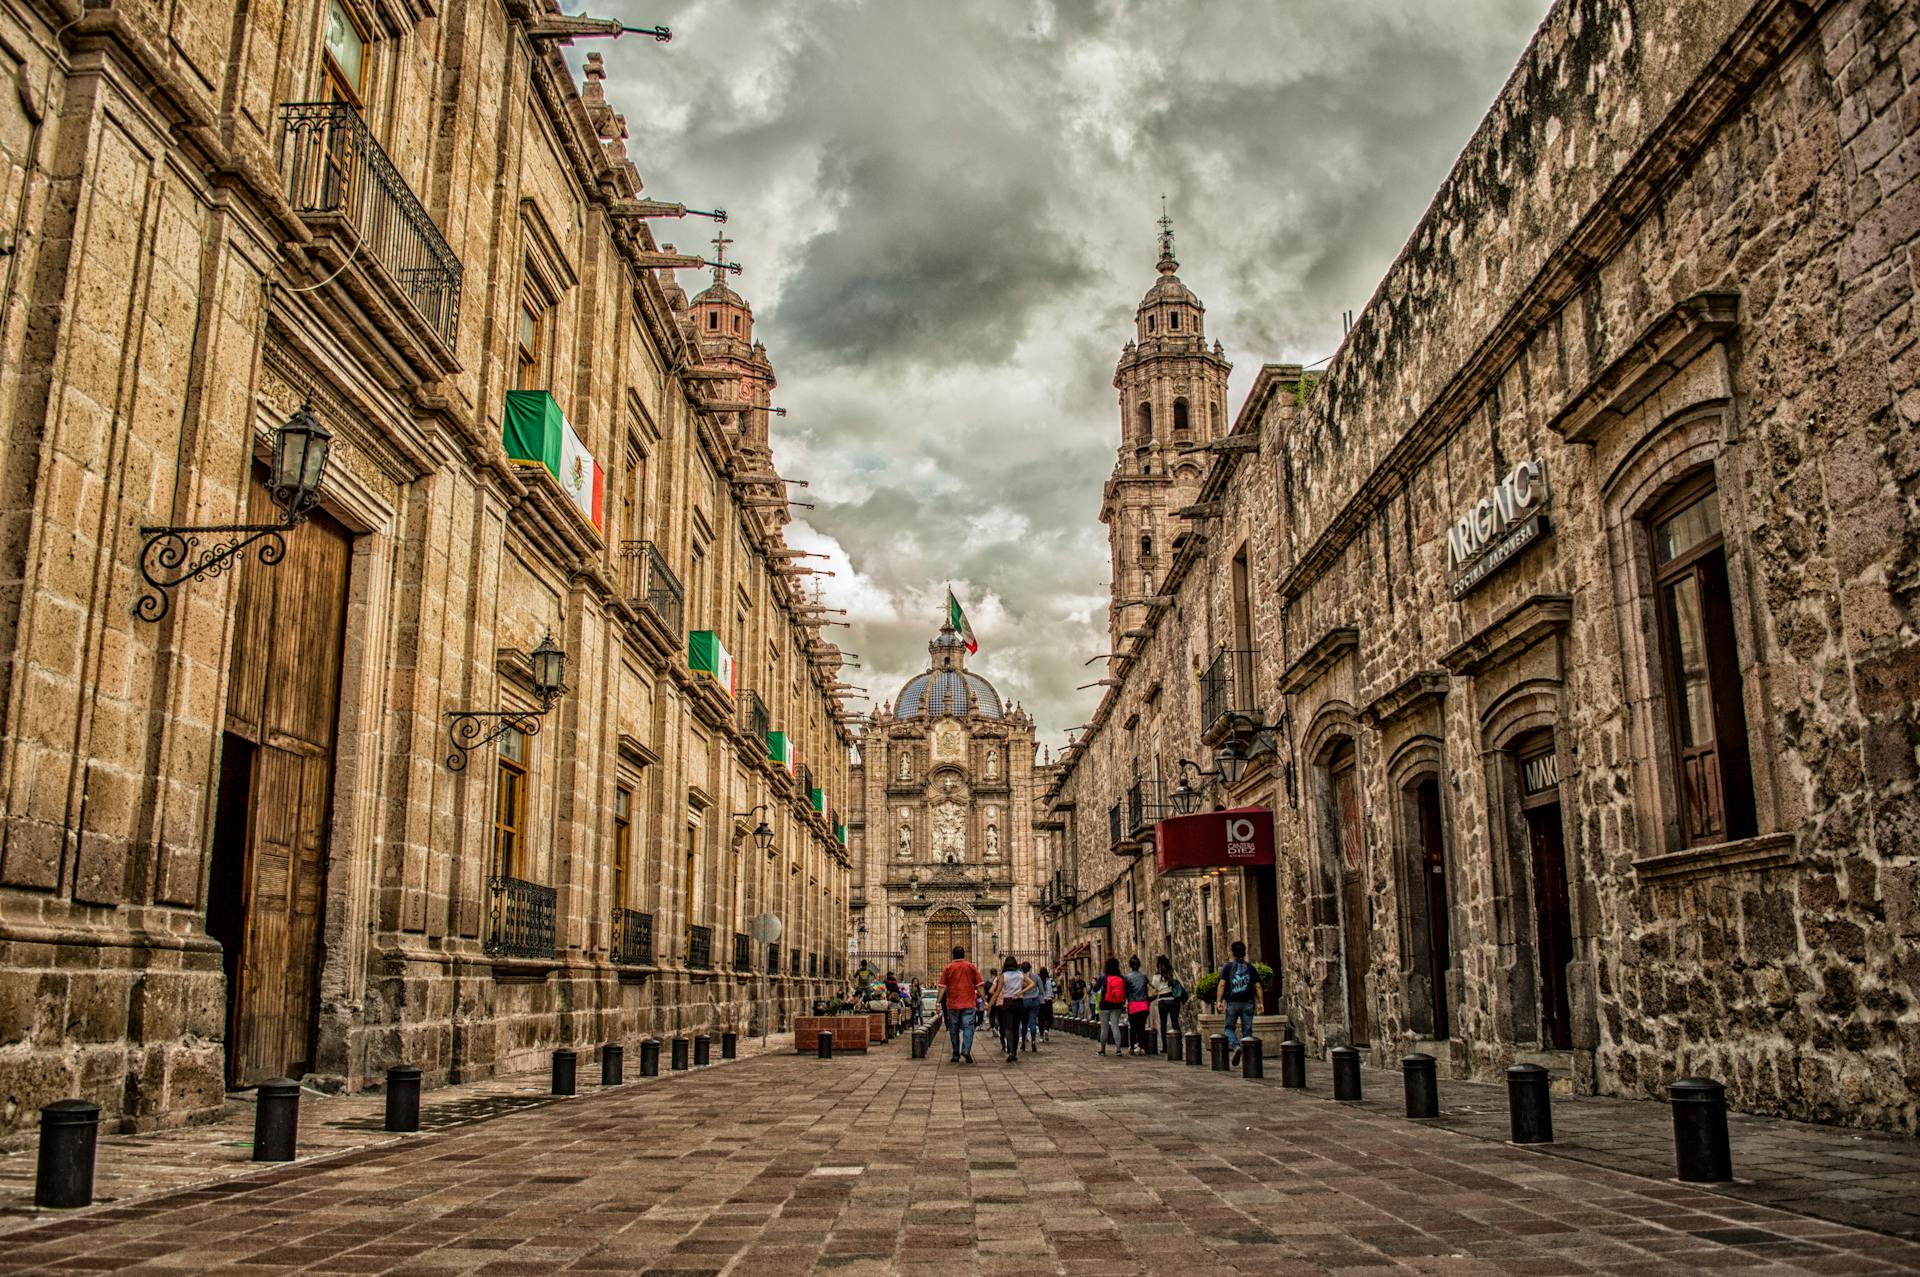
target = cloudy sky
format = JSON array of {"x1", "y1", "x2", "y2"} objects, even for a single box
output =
[{"x1": 576, "y1": 0, "x2": 1554, "y2": 751}]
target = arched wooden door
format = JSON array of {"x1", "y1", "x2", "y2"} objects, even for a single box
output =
[{"x1": 925, "y1": 909, "x2": 973, "y2": 976}]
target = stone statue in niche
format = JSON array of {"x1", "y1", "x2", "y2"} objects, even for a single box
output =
[
  {"x1": 931, "y1": 802, "x2": 964, "y2": 862},
  {"x1": 986, "y1": 749, "x2": 998, "y2": 779},
  {"x1": 898, "y1": 749, "x2": 911, "y2": 780},
  {"x1": 898, "y1": 824, "x2": 911, "y2": 858},
  {"x1": 985, "y1": 824, "x2": 999, "y2": 859}
]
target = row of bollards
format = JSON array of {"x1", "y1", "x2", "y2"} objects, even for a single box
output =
[
  {"x1": 982, "y1": 1019, "x2": 1734, "y2": 1186},
  {"x1": 32, "y1": 1031, "x2": 750, "y2": 1209}
]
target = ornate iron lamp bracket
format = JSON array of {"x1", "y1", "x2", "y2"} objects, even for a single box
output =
[
  {"x1": 445, "y1": 687, "x2": 562, "y2": 771},
  {"x1": 135, "y1": 513, "x2": 299, "y2": 623}
]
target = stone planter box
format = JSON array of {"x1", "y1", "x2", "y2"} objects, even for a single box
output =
[
  {"x1": 793, "y1": 1016, "x2": 871, "y2": 1052},
  {"x1": 1194, "y1": 1010, "x2": 1293, "y2": 1045},
  {"x1": 867, "y1": 1013, "x2": 888, "y2": 1043}
]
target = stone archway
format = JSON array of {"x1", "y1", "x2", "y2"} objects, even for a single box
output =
[{"x1": 925, "y1": 908, "x2": 974, "y2": 976}]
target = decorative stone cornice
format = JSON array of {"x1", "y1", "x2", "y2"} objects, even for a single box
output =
[
  {"x1": 1546, "y1": 292, "x2": 1740, "y2": 443},
  {"x1": 1440, "y1": 594, "x2": 1572, "y2": 677},
  {"x1": 1280, "y1": 626, "x2": 1359, "y2": 695},
  {"x1": 1361, "y1": 670, "x2": 1450, "y2": 727}
]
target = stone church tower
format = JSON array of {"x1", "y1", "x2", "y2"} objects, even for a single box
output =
[
  {"x1": 688, "y1": 237, "x2": 788, "y2": 528},
  {"x1": 847, "y1": 624, "x2": 1053, "y2": 978},
  {"x1": 1103, "y1": 210, "x2": 1231, "y2": 654}
]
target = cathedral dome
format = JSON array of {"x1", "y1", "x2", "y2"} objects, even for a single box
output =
[
  {"x1": 1138, "y1": 268, "x2": 1201, "y2": 311},
  {"x1": 694, "y1": 279, "x2": 748, "y2": 309},
  {"x1": 893, "y1": 623, "x2": 1004, "y2": 719}
]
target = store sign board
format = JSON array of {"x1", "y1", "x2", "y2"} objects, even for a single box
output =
[
  {"x1": 1448, "y1": 459, "x2": 1551, "y2": 600},
  {"x1": 1155, "y1": 806, "x2": 1275, "y2": 877}
]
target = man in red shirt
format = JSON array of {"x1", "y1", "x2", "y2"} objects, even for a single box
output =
[{"x1": 936, "y1": 945, "x2": 983, "y2": 1064}]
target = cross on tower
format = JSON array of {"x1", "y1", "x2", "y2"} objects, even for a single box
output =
[
  {"x1": 710, "y1": 230, "x2": 735, "y2": 284},
  {"x1": 1157, "y1": 194, "x2": 1175, "y2": 264}
]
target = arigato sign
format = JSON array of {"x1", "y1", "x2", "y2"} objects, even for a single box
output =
[{"x1": 1448, "y1": 458, "x2": 1550, "y2": 599}]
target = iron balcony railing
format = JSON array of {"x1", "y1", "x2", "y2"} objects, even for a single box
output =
[
  {"x1": 279, "y1": 102, "x2": 462, "y2": 347},
  {"x1": 621, "y1": 540, "x2": 684, "y2": 639},
  {"x1": 1108, "y1": 802, "x2": 1123, "y2": 848},
  {"x1": 687, "y1": 924, "x2": 713, "y2": 969},
  {"x1": 485, "y1": 876, "x2": 556, "y2": 959},
  {"x1": 1127, "y1": 778, "x2": 1150, "y2": 833},
  {"x1": 1201, "y1": 648, "x2": 1249, "y2": 735},
  {"x1": 611, "y1": 908, "x2": 653, "y2": 966},
  {"x1": 738, "y1": 689, "x2": 770, "y2": 743},
  {"x1": 767, "y1": 942, "x2": 780, "y2": 973},
  {"x1": 733, "y1": 931, "x2": 752, "y2": 971},
  {"x1": 797, "y1": 763, "x2": 813, "y2": 799}
]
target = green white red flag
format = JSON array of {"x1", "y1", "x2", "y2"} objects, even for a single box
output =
[{"x1": 946, "y1": 588, "x2": 978, "y2": 654}]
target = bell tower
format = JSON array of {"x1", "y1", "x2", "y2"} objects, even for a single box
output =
[{"x1": 1101, "y1": 203, "x2": 1231, "y2": 655}]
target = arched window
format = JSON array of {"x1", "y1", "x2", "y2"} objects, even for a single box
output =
[
  {"x1": 1135, "y1": 401, "x2": 1152, "y2": 441},
  {"x1": 1139, "y1": 532, "x2": 1153, "y2": 558},
  {"x1": 1147, "y1": 315, "x2": 1156, "y2": 333},
  {"x1": 1173, "y1": 399, "x2": 1190, "y2": 435}
]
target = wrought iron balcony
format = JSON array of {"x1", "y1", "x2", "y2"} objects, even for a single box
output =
[
  {"x1": 1127, "y1": 778, "x2": 1150, "y2": 834},
  {"x1": 485, "y1": 875, "x2": 556, "y2": 959},
  {"x1": 611, "y1": 908, "x2": 653, "y2": 966},
  {"x1": 733, "y1": 931, "x2": 752, "y2": 971},
  {"x1": 1201, "y1": 648, "x2": 1256, "y2": 738},
  {"x1": 279, "y1": 102, "x2": 462, "y2": 347},
  {"x1": 687, "y1": 924, "x2": 714, "y2": 969},
  {"x1": 797, "y1": 763, "x2": 813, "y2": 799},
  {"x1": 621, "y1": 540, "x2": 684, "y2": 640},
  {"x1": 1109, "y1": 801, "x2": 1123, "y2": 848},
  {"x1": 738, "y1": 689, "x2": 770, "y2": 743}
]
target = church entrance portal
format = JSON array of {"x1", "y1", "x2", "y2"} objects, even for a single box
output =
[{"x1": 925, "y1": 909, "x2": 973, "y2": 976}]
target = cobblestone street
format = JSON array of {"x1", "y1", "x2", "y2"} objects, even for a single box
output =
[{"x1": 3, "y1": 1036, "x2": 1918, "y2": 1275}]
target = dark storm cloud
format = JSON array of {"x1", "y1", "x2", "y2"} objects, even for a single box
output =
[{"x1": 583, "y1": 0, "x2": 1554, "y2": 745}]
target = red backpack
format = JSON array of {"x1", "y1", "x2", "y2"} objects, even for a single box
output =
[{"x1": 1105, "y1": 974, "x2": 1127, "y2": 1006}]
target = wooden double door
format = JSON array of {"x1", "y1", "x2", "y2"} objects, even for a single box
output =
[
  {"x1": 207, "y1": 479, "x2": 351, "y2": 1087},
  {"x1": 925, "y1": 910, "x2": 973, "y2": 978}
]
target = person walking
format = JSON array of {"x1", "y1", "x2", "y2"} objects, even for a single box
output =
[
  {"x1": 988, "y1": 956, "x2": 1030, "y2": 1065},
  {"x1": 909, "y1": 978, "x2": 924, "y2": 1028},
  {"x1": 1036, "y1": 966, "x2": 1055, "y2": 1043},
  {"x1": 1218, "y1": 941, "x2": 1260, "y2": 1067},
  {"x1": 1123, "y1": 956, "x2": 1152, "y2": 1055},
  {"x1": 1017, "y1": 961, "x2": 1041, "y2": 1052},
  {"x1": 1068, "y1": 973, "x2": 1088, "y2": 1019},
  {"x1": 937, "y1": 945, "x2": 983, "y2": 1064},
  {"x1": 1097, "y1": 957, "x2": 1128, "y2": 1057},
  {"x1": 1153, "y1": 955, "x2": 1186, "y2": 1048}
]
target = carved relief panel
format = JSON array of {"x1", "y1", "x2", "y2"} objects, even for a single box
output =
[
  {"x1": 932, "y1": 721, "x2": 965, "y2": 764},
  {"x1": 931, "y1": 801, "x2": 965, "y2": 863}
]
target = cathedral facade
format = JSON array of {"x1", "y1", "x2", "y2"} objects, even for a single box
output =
[{"x1": 848, "y1": 627, "x2": 1055, "y2": 978}]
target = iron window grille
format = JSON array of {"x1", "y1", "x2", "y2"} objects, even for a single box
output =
[
  {"x1": 1108, "y1": 802, "x2": 1124, "y2": 848},
  {"x1": 733, "y1": 931, "x2": 752, "y2": 971},
  {"x1": 738, "y1": 689, "x2": 770, "y2": 743},
  {"x1": 278, "y1": 102, "x2": 462, "y2": 346},
  {"x1": 687, "y1": 924, "x2": 713, "y2": 969},
  {"x1": 485, "y1": 875, "x2": 556, "y2": 959},
  {"x1": 611, "y1": 908, "x2": 653, "y2": 966}
]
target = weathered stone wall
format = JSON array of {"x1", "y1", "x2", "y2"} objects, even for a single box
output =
[
  {"x1": 1049, "y1": 0, "x2": 1919, "y2": 1133},
  {"x1": 0, "y1": 0, "x2": 851, "y2": 1140}
]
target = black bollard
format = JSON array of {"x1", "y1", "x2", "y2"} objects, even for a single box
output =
[
  {"x1": 1167, "y1": 1029, "x2": 1182, "y2": 1063},
  {"x1": 1669, "y1": 1077, "x2": 1733, "y2": 1182},
  {"x1": 253, "y1": 1078, "x2": 300, "y2": 1162},
  {"x1": 671, "y1": 1037, "x2": 689, "y2": 1071},
  {"x1": 1331, "y1": 1047, "x2": 1362, "y2": 1102},
  {"x1": 911, "y1": 1027, "x2": 929, "y2": 1059},
  {"x1": 694, "y1": 1035, "x2": 711, "y2": 1066},
  {"x1": 817, "y1": 1030, "x2": 833, "y2": 1060},
  {"x1": 1185, "y1": 1032, "x2": 1203, "y2": 1066},
  {"x1": 384, "y1": 1065, "x2": 422, "y2": 1132},
  {"x1": 1279, "y1": 1037, "x2": 1307, "y2": 1089},
  {"x1": 640, "y1": 1039, "x2": 661, "y2": 1077},
  {"x1": 722, "y1": 1031, "x2": 738, "y2": 1060},
  {"x1": 1209, "y1": 1034, "x2": 1229, "y2": 1072},
  {"x1": 1141, "y1": 1027, "x2": 1157, "y2": 1057},
  {"x1": 1240, "y1": 1038, "x2": 1264, "y2": 1079},
  {"x1": 1402, "y1": 1053, "x2": 1438, "y2": 1118},
  {"x1": 1506, "y1": 1064, "x2": 1553, "y2": 1143},
  {"x1": 34, "y1": 1100, "x2": 99, "y2": 1209},
  {"x1": 601, "y1": 1044, "x2": 624, "y2": 1086},
  {"x1": 550, "y1": 1048, "x2": 577, "y2": 1096}
]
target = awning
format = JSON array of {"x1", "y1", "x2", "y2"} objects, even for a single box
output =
[
  {"x1": 1058, "y1": 940, "x2": 1093, "y2": 963},
  {"x1": 1080, "y1": 911, "x2": 1112, "y2": 930}
]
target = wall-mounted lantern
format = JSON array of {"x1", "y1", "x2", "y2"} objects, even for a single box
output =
[
  {"x1": 135, "y1": 400, "x2": 333, "y2": 622},
  {"x1": 444, "y1": 633, "x2": 567, "y2": 770},
  {"x1": 732, "y1": 804, "x2": 776, "y2": 854}
]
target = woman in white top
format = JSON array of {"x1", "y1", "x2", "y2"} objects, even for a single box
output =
[{"x1": 987, "y1": 956, "x2": 1029, "y2": 1065}]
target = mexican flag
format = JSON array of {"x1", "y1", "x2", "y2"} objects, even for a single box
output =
[
  {"x1": 768, "y1": 730, "x2": 794, "y2": 774},
  {"x1": 503, "y1": 391, "x2": 604, "y2": 533},
  {"x1": 687, "y1": 630, "x2": 735, "y2": 699},
  {"x1": 946, "y1": 588, "x2": 978, "y2": 654}
]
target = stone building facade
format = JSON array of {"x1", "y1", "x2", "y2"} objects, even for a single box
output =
[
  {"x1": 848, "y1": 625, "x2": 1054, "y2": 980},
  {"x1": 0, "y1": 0, "x2": 851, "y2": 1140},
  {"x1": 1045, "y1": 0, "x2": 1920, "y2": 1134}
]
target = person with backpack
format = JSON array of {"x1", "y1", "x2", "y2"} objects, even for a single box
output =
[
  {"x1": 1153, "y1": 954, "x2": 1186, "y2": 1048},
  {"x1": 987, "y1": 956, "x2": 1030, "y2": 1064},
  {"x1": 1068, "y1": 974, "x2": 1088, "y2": 1018},
  {"x1": 1218, "y1": 940, "x2": 1260, "y2": 1067},
  {"x1": 1096, "y1": 956, "x2": 1128, "y2": 1057},
  {"x1": 1122, "y1": 956, "x2": 1152, "y2": 1055},
  {"x1": 1017, "y1": 961, "x2": 1041, "y2": 1052}
]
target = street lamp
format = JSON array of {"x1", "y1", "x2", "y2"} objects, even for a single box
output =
[
  {"x1": 444, "y1": 632, "x2": 569, "y2": 770},
  {"x1": 731, "y1": 804, "x2": 776, "y2": 854},
  {"x1": 135, "y1": 399, "x2": 334, "y2": 622},
  {"x1": 1215, "y1": 736, "x2": 1248, "y2": 788}
]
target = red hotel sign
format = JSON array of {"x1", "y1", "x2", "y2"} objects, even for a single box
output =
[{"x1": 1155, "y1": 806, "x2": 1275, "y2": 877}]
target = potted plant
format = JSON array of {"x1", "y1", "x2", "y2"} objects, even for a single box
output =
[{"x1": 1192, "y1": 972, "x2": 1221, "y2": 1007}]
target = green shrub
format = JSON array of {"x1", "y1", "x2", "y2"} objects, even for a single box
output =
[
  {"x1": 1193, "y1": 972, "x2": 1220, "y2": 1004},
  {"x1": 1254, "y1": 962, "x2": 1275, "y2": 988}
]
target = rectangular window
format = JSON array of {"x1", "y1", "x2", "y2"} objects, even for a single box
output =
[
  {"x1": 1650, "y1": 477, "x2": 1756, "y2": 846},
  {"x1": 517, "y1": 301, "x2": 543, "y2": 390},
  {"x1": 494, "y1": 727, "x2": 528, "y2": 879},
  {"x1": 613, "y1": 785, "x2": 633, "y2": 909},
  {"x1": 322, "y1": 0, "x2": 367, "y2": 104},
  {"x1": 621, "y1": 445, "x2": 644, "y2": 591}
]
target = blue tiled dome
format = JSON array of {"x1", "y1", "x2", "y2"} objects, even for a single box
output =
[{"x1": 896, "y1": 670, "x2": 1003, "y2": 720}]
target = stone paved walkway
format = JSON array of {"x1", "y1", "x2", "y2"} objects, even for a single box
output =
[{"x1": 0, "y1": 1033, "x2": 1916, "y2": 1274}]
